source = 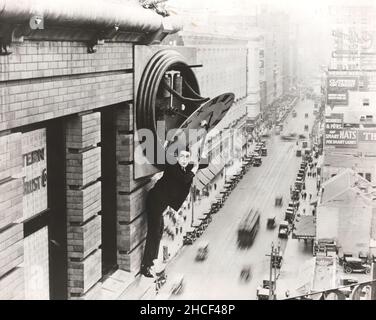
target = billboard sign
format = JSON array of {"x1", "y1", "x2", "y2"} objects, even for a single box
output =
[
  {"x1": 327, "y1": 77, "x2": 358, "y2": 106},
  {"x1": 358, "y1": 130, "x2": 376, "y2": 142},
  {"x1": 325, "y1": 129, "x2": 358, "y2": 147}
]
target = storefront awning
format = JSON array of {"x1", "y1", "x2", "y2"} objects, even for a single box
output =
[
  {"x1": 194, "y1": 155, "x2": 225, "y2": 190},
  {"x1": 293, "y1": 216, "x2": 316, "y2": 239}
]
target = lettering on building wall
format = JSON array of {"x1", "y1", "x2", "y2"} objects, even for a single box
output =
[
  {"x1": 327, "y1": 76, "x2": 358, "y2": 106},
  {"x1": 23, "y1": 168, "x2": 47, "y2": 195},
  {"x1": 22, "y1": 129, "x2": 48, "y2": 219},
  {"x1": 359, "y1": 131, "x2": 376, "y2": 142},
  {"x1": 325, "y1": 129, "x2": 358, "y2": 147}
]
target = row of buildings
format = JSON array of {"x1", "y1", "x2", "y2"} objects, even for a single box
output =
[{"x1": 309, "y1": 1, "x2": 376, "y2": 297}]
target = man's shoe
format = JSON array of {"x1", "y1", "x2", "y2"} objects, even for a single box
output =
[{"x1": 140, "y1": 266, "x2": 153, "y2": 278}]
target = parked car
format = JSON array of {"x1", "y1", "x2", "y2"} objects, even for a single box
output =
[
  {"x1": 343, "y1": 257, "x2": 371, "y2": 274},
  {"x1": 170, "y1": 274, "x2": 185, "y2": 295},
  {"x1": 240, "y1": 265, "x2": 252, "y2": 282},
  {"x1": 195, "y1": 241, "x2": 209, "y2": 261},
  {"x1": 278, "y1": 221, "x2": 289, "y2": 238}
]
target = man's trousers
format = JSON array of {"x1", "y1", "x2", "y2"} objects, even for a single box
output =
[{"x1": 141, "y1": 190, "x2": 168, "y2": 267}]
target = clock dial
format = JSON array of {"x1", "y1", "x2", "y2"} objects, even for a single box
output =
[{"x1": 167, "y1": 92, "x2": 235, "y2": 147}]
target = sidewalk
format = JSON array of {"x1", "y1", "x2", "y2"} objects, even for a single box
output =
[
  {"x1": 276, "y1": 153, "x2": 319, "y2": 298},
  {"x1": 276, "y1": 237, "x2": 314, "y2": 298}
]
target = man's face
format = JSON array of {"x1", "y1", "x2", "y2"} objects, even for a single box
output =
[{"x1": 177, "y1": 150, "x2": 190, "y2": 168}]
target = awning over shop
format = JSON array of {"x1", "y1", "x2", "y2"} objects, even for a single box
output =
[
  {"x1": 194, "y1": 155, "x2": 226, "y2": 190},
  {"x1": 293, "y1": 216, "x2": 316, "y2": 239}
]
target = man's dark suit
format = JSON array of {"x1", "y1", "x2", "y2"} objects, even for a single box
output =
[{"x1": 142, "y1": 161, "x2": 208, "y2": 268}]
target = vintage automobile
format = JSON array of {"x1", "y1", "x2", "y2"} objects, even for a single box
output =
[
  {"x1": 275, "y1": 196, "x2": 283, "y2": 207},
  {"x1": 296, "y1": 149, "x2": 302, "y2": 157},
  {"x1": 281, "y1": 135, "x2": 295, "y2": 141},
  {"x1": 195, "y1": 241, "x2": 209, "y2": 261},
  {"x1": 291, "y1": 189, "x2": 300, "y2": 201},
  {"x1": 267, "y1": 215, "x2": 276, "y2": 229},
  {"x1": 254, "y1": 146, "x2": 262, "y2": 156},
  {"x1": 261, "y1": 147, "x2": 267, "y2": 156},
  {"x1": 285, "y1": 208, "x2": 295, "y2": 224},
  {"x1": 343, "y1": 257, "x2": 371, "y2": 274},
  {"x1": 304, "y1": 124, "x2": 309, "y2": 131},
  {"x1": 338, "y1": 252, "x2": 353, "y2": 265},
  {"x1": 305, "y1": 113, "x2": 309, "y2": 118},
  {"x1": 240, "y1": 265, "x2": 252, "y2": 282},
  {"x1": 170, "y1": 274, "x2": 185, "y2": 295},
  {"x1": 278, "y1": 221, "x2": 289, "y2": 238},
  {"x1": 295, "y1": 179, "x2": 303, "y2": 191},
  {"x1": 253, "y1": 156, "x2": 262, "y2": 167},
  {"x1": 154, "y1": 264, "x2": 167, "y2": 292}
]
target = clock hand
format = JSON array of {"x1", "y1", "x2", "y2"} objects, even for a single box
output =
[{"x1": 207, "y1": 111, "x2": 214, "y2": 128}]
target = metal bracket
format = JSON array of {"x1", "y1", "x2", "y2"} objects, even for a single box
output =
[
  {"x1": 0, "y1": 39, "x2": 12, "y2": 55},
  {"x1": 87, "y1": 25, "x2": 120, "y2": 53},
  {"x1": 0, "y1": 23, "x2": 31, "y2": 55},
  {"x1": 87, "y1": 38, "x2": 105, "y2": 54}
]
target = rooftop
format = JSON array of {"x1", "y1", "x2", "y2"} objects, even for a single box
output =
[{"x1": 321, "y1": 168, "x2": 376, "y2": 205}]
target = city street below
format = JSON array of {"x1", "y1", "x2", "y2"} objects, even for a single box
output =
[{"x1": 153, "y1": 98, "x2": 318, "y2": 300}]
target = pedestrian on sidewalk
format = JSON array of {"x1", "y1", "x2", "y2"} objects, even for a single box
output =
[{"x1": 309, "y1": 193, "x2": 312, "y2": 200}]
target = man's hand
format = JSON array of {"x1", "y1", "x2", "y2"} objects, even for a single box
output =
[{"x1": 190, "y1": 161, "x2": 199, "y2": 174}]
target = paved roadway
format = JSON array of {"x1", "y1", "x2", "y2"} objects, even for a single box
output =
[{"x1": 156, "y1": 98, "x2": 317, "y2": 300}]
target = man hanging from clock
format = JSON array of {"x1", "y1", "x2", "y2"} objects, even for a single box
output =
[{"x1": 140, "y1": 121, "x2": 209, "y2": 278}]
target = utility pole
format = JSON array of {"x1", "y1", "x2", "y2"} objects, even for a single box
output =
[
  {"x1": 269, "y1": 243, "x2": 274, "y2": 300},
  {"x1": 273, "y1": 242, "x2": 281, "y2": 299},
  {"x1": 371, "y1": 262, "x2": 376, "y2": 300},
  {"x1": 267, "y1": 242, "x2": 281, "y2": 300},
  {"x1": 190, "y1": 186, "x2": 195, "y2": 227}
]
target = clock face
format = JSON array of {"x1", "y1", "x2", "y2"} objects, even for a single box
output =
[{"x1": 166, "y1": 92, "x2": 235, "y2": 147}]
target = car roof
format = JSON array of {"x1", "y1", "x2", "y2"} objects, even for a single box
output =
[{"x1": 345, "y1": 257, "x2": 363, "y2": 262}]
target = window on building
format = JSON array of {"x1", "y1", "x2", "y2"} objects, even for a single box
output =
[
  {"x1": 365, "y1": 173, "x2": 372, "y2": 182},
  {"x1": 363, "y1": 99, "x2": 370, "y2": 107}
]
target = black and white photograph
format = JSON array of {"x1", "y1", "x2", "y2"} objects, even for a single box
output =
[{"x1": 0, "y1": 0, "x2": 375, "y2": 304}]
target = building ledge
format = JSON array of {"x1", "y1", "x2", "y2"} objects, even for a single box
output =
[{"x1": 0, "y1": 0, "x2": 182, "y2": 49}]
